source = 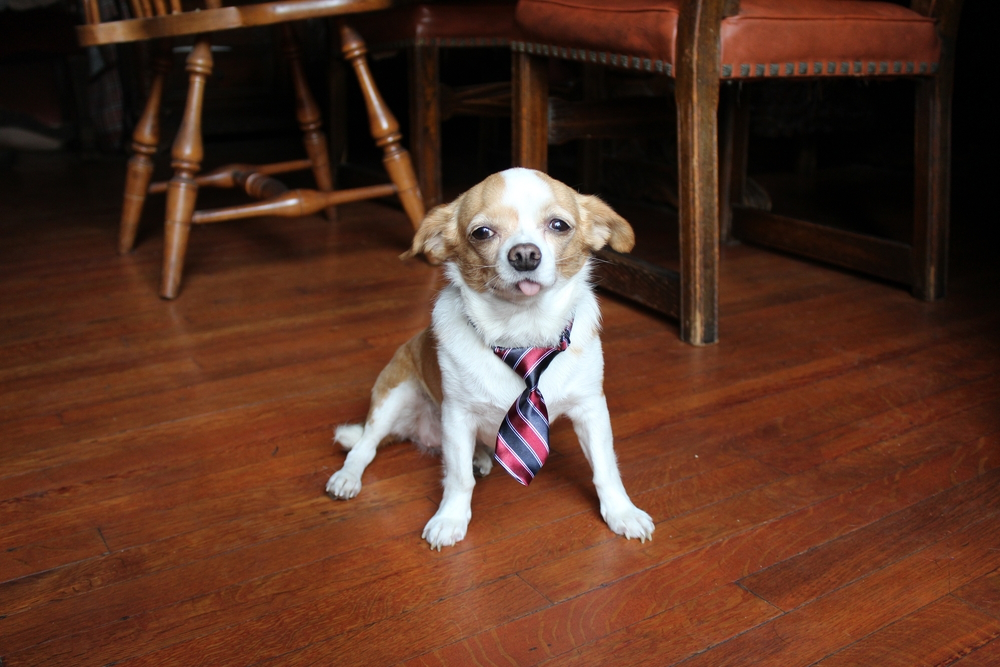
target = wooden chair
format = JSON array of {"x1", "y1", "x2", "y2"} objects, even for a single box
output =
[
  {"x1": 77, "y1": 0, "x2": 425, "y2": 298},
  {"x1": 512, "y1": 0, "x2": 959, "y2": 346}
]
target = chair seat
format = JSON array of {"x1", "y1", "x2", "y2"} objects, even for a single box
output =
[
  {"x1": 351, "y1": 2, "x2": 520, "y2": 48},
  {"x1": 514, "y1": 0, "x2": 940, "y2": 77}
]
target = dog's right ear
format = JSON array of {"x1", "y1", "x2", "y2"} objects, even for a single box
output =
[{"x1": 400, "y1": 201, "x2": 458, "y2": 263}]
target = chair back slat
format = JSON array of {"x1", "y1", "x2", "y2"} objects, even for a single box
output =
[
  {"x1": 170, "y1": 0, "x2": 182, "y2": 14},
  {"x1": 153, "y1": 0, "x2": 168, "y2": 16}
]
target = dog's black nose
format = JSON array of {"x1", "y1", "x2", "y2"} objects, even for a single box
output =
[{"x1": 508, "y1": 243, "x2": 541, "y2": 272}]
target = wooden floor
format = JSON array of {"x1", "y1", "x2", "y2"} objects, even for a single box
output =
[{"x1": 2, "y1": 148, "x2": 999, "y2": 667}]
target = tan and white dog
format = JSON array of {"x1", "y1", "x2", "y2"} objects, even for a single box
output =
[{"x1": 326, "y1": 168, "x2": 654, "y2": 550}]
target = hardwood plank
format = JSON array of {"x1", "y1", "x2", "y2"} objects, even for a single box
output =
[
  {"x1": 0, "y1": 495, "x2": 439, "y2": 656},
  {"x1": 406, "y1": 584, "x2": 777, "y2": 667},
  {"x1": 674, "y1": 516, "x2": 1000, "y2": 667},
  {"x1": 954, "y1": 570, "x2": 1000, "y2": 620},
  {"x1": 952, "y1": 639, "x2": 1000, "y2": 666},
  {"x1": 115, "y1": 576, "x2": 546, "y2": 667},
  {"x1": 0, "y1": 529, "x2": 107, "y2": 584},
  {"x1": 741, "y1": 467, "x2": 1000, "y2": 610},
  {"x1": 813, "y1": 596, "x2": 1000, "y2": 667}
]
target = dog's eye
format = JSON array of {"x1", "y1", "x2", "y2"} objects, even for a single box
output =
[
  {"x1": 470, "y1": 226, "x2": 495, "y2": 241},
  {"x1": 548, "y1": 218, "x2": 571, "y2": 233}
]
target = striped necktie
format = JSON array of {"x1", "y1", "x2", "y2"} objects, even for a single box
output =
[{"x1": 492, "y1": 322, "x2": 572, "y2": 485}]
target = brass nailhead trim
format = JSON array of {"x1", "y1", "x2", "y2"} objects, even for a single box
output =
[{"x1": 512, "y1": 42, "x2": 939, "y2": 80}]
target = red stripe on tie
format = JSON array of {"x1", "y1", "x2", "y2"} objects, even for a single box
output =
[
  {"x1": 509, "y1": 397, "x2": 548, "y2": 463},
  {"x1": 495, "y1": 435, "x2": 533, "y2": 485}
]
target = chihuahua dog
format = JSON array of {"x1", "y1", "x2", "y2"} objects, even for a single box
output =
[{"x1": 326, "y1": 168, "x2": 654, "y2": 550}]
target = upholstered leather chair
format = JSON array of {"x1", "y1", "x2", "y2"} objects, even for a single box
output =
[
  {"x1": 512, "y1": 0, "x2": 960, "y2": 345},
  {"x1": 77, "y1": 0, "x2": 425, "y2": 298}
]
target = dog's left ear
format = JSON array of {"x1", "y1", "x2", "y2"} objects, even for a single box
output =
[{"x1": 576, "y1": 194, "x2": 636, "y2": 253}]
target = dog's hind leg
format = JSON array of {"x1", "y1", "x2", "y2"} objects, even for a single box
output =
[
  {"x1": 473, "y1": 442, "x2": 494, "y2": 477},
  {"x1": 326, "y1": 380, "x2": 425, "y2": 500}
]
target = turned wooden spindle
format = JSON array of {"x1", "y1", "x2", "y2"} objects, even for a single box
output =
[
  {"x1": 82, "y1": 0, "x2": 101, "y2": 23},
  {"x1": 340, "y1": 23, "x2": 425, "y2": 229},
  {"x1": 282, "y1": 24, "x2": 337, "y2": 221},
  {"x1": 119, "y1": 41, "x2": 171, "y2": 254},
  {"x1": 148, "y1": 159, "x2": 313, "y2": 194},
  {"x1": 236, "y1": 171, "x2": 289, "y2": 200},
  {"x1": 162, "y1": 36, "x2": 212, "y2": 299},
  {"x1": 192, "y1": 183, "x2": 398, "y2": 224}
]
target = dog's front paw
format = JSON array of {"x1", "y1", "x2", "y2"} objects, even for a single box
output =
[
  {"x1": 326, "y1": 470, "x2": 362, "y2": 500},
  {"x1": 603, "y1": 502, "x2": 655, "y2": 543},
  {"x1": 422, "y1": 511, "x2": 470, "y2": 550}
]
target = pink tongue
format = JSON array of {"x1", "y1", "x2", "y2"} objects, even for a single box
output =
[{"x1": 518, "y1": 280, "x2": 541, "y2": 296}]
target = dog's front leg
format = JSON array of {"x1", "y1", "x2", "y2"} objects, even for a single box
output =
[
  {"x1": 422, "y1": 401, "x2": 477, "y2": 550},
  {"x1": 567, "y1": 396, "x2": 655, "y2": 542}
]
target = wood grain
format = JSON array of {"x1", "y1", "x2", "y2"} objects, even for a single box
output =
[{"x1": 814, "y1": 597, "x2": 1000, "y2": 667}]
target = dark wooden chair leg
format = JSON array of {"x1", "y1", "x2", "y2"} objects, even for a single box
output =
[
  {"x1": 282, "y1": 25, "x2": 336, "y2": 221},
  {"x1": 675, "y1": 0, "x2": 723, "y2": 345},
  {"x1": 341, "y1": 23, "x2": 425, "y2": 229},
  {"x1": 409, "y1": 42, "x2": 443, "y2": 208},
  {"x1": 161, "y1": 36, "x2": 211, "y2": 300},
  {"x1": 912, "y1": 73, "x2": 951, "y2": 301},
  {"x1": 511, "y1": 51, "x2": 549, "y2": 171},
  {"x1": 120, "y1": 41, "x2": 171, "y2": 255}
]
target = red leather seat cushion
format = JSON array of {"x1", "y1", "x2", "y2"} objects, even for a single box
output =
[
  {"x1": 514, "y1": 0, "x2": 940, "y2": 77},
  {"x1": 352, "y1": 2, "x2": 520, "y2": 47}
]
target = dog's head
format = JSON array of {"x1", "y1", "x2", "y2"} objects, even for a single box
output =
[{"x1": 403, "y1": 168, "x2": 634, "y2": 301}]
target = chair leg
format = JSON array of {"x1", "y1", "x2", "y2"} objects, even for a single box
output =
[
  {"x1": 161, "y1": 36, "x2": 212, "y2": 300},
  {"x1": 409, "y1": 43, "x2": 443, "y2": 208},
  {"x1": 675, "y1": 92, "x2": 720, "y2": 345},
  {"x1": 120, "y1": 41, "x2": 171, "y2": 254},
  {"x1": 511, "y1": 51, "x2": 548, "y2": 171},
  {"x1": 282, "y1": 24, "x2": 336, "y2": 221},
  {"x1": 674, "y1": 1, "x2": 722, "y2": 346},
  {"x1": 340, "y1": 23, "x2": 425, "y2": 229},
  {"x1": 912, "y1": 74, "x2": 951, "y2": 301}
]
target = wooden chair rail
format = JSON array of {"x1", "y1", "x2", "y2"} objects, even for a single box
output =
[
  {"x1": 547, "y1": 97, "x2": 675, "y2": 146},
  {"x1": 191, "y1": 182, "x2": 398, "y2": 223},
  {"x1": 147, "y1": 159, "x2": 314, "y2": 194},
  {"x1": 592, "y1": 248, "x2": 681, "y2": 320},
  {"x1": 442, "y1": 82, "x2": 512, "y2": 119},
  {"x1": 731, "y1": 207, "x2": 914, "y2": 286}
]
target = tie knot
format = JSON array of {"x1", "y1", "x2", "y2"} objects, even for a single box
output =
[{"x1": 493, "y1": 322, "x2": 572, "y2": 387}]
